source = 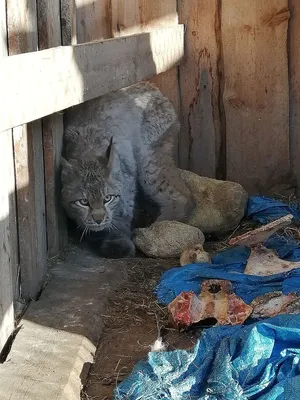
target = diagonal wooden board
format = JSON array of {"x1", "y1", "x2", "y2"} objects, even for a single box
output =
[{"x1": 0, "y1": 25, "x2": 184, "y2": 132}]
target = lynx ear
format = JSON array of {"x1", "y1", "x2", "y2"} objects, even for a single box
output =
[{"x1": 106, "y1": 139, "x2": 120, "y2": 174}]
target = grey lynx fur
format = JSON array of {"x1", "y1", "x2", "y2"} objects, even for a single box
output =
[{"x1": 61, "y1": 82, "x2": 194, "y2": 258}]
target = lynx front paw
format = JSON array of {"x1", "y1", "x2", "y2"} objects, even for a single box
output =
[{"x1": 99, "y1": 236, "x2": 136, "y2": 258}]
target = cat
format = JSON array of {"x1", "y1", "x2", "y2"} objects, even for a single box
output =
[{"x1": 61, "y1": 82, "x2": 194, "y2": 258}]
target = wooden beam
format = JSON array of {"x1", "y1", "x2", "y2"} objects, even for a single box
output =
[
  {"x1": 222, "y1": 0, "x2": 290, "y2": 194},
  {"x1": 0, "y1": 25, "x2": 184, "y2": 132},
  {"x1": 37, "y1": 0, "x2": 68, "y2": 258},
  {"x1": 7, "y1": 0, "x2": 47, "y2": 300}
]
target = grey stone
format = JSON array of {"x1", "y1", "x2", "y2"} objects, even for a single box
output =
[{"x1": 179, "y1": 170, "x2": 248, "y2": 233}]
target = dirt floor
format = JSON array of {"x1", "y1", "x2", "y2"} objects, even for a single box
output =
[{"x1": 81, "y1": 258, "x2": 201, "y2": 400}]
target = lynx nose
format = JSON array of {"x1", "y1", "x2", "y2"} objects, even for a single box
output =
[{"x1": 92, "y1": 210, "x2": 105, "y2": 224}]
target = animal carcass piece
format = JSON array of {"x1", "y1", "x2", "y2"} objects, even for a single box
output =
[
  {"x1": 244, "y1": 244, "x2": 300, "y2": 276},
  {"x1": 168, "y1": 280, "x2": 252, "y2": 328},
  {"x1": 229, "y1": 214, "x2": 293, "y2": 247},
  {"x1": 180, "y1": 244, "x2": 211, "y2": 266},
  {"x1": 251, "y1": 291, "x2": 300, "y2": 319}
]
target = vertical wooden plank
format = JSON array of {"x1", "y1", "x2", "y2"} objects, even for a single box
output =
[
  {"x1": 37, "y1": 0, "x2": 68, "y2": 258},
  {"x1": 75, "y1": 0, "x2": 112, "y2": 42},
  {"x1": 111, "y1": 1, "x2": 180, "y2": 110},
  {"x1": 7, "y1": 0, "x2": 47, "y2": 300},
  {"x1": 0, "y1": 0, "x2": 16, "y2": 351},
  {"x1": 111, "y1": 0, "x2": 180, "y2": 162},
  {"x1": 222, "y1": 1, "x2": 290, "y2": 194},
  {"x1": 289, "y1": 1, "x2": 300, "y2": 194},
  {"x1": 178, "y1": 0, "x2": 221, "y2": 177},
  {"x1": 0, "y1": 131, "x2": 15, "y2": 351},
  {"x1": 61, "y1": 0, "x2": 77, "y2": 45}
]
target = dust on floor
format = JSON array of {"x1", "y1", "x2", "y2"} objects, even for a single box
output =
[{"x1": 81, "y1": 258, "x2": 198, "y2": 400}]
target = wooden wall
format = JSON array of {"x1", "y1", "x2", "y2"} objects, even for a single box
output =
[
  {"x1": 1, "y1": 0, "x2": 300, "y2": 352},
  {"x1": 178, "y1": 0, "x2": 294, "y2": 195},
  {"x1": 71, "y1": 0, "x2": 299, "y2": 196}
]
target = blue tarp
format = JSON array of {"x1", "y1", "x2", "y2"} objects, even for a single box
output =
[
  {"x1": 156, "y1": 234, "x2": 300, "y2": 306},
  {"x1": 115, "y1": 316, "x2": 300, "y2": 399},
  {"x1": 115, "y1": 197, "x2": 300, "y2": 399},
  {"x1": 247, "y1": 196, "x2": 300, "y2": 224}
]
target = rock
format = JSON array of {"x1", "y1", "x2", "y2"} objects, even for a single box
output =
[
  {"x1": 133, "y1": 221, "x2": 205, "y2": 258},
  {"x1": 179, "y1": 170, "x2": 248, "y2": 234}
]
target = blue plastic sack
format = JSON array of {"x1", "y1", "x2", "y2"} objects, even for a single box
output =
[
  {"x1": 114, "y1": 315, "x2": 300, "y2": 399},
  {"x1": 156, "y1": 235, "x2": 300, "y2": 306},
  {"x1": 247, "y1": 196, "x2": 300, "y2": 223}
]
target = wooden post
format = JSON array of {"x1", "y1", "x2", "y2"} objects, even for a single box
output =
[
  {"x1": 61, "y1": 0, "x2": 77, "y2": 46},
  {"x1": 222, "y1": 0, "x2": 290, "y2": 194},
  {"x1": 178, "y1": 0, "x2": 222, "y2": 177},
  {"x1": 0, "y1": 0, "x2": 18, "y2": 351},
  {"x1": 7, "y1": 0, "x2": 47, "y2": 300},
  {"x1": 37, "y1": 0, "x2": 68, "y2": 258}
]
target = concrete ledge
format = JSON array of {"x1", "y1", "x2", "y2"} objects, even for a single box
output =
[{"x1": 0, "y1": 245, "x2": 128, "y2": 399}]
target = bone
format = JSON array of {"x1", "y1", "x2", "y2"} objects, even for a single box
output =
[
  {"x1": 229, "y1": 214, "x2": 293, "y2": 247},
  {"x1": 250, "y1": 291, "x2": 299, "y2": 319},
  {"x1": 168, "y1": 280, "x2": 252, "y2": 328},
  {"x1": 244, "y1": 244, "x2": 300, "y2": 276}
]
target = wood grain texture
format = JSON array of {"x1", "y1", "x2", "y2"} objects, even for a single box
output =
[
  {"x1": 178, "y1": 0, "x2": 221, "y2": 176},
  {"x1": 222, "y1": 0, "x2": 290, "y2": 194},
  {"x1": 289, "y1": 1, "x2": 300, "y2": 194},
  {"x1": 37, "y1": 0, "x2": 61, "y2": 49},
  {"x1": 0, "y1": 0, "x2": 17, "y2": 351},
  {"x1": 76, "y1": 0, "x2": 112, "y2": 43},
  {"x1": 37, "y1": 0, "x2": 68, "y2": 258},
  {"x1": 61, "y1": 0, "x2": 77, "y2": 45},
  {"x1": 111, "y1": 0, "x2": 180, "y2": 162},
  {"x1": 0, "y1": 131, "x2": 16, "y2": 352},
  {"x1": 0, "y1": 26, "x2": 184, "y2": 132},
  {"x1": 7, "y1": 0, "x2": 47, "y2": 300}
]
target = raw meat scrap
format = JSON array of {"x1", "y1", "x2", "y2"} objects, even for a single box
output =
[
  {"x1": 229, "y1": 214, "x2": 293, "y2": 247},
  {"x1": 167, "y1": 291, "x2": 202, "y2": 327},
  {"x1": 244, "y1": 244, "x2": 300, "y2": 276},
  {"x1": 168, "y1": 280, "x2": 252, "y2": 328},
  {"x1": 180, "y1": 244, "x2": 211, "y2": 266},
  {"x1": 251, "y1": 291, "x2": 300, "y2": 319}
]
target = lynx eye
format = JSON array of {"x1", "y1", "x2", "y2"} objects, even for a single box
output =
[
  {"x1": 103, "y1": 195, "x2": 114, "y2": 204},
  {"x1": 75, "y1": 199, "x2": 90, "y2": 207}
]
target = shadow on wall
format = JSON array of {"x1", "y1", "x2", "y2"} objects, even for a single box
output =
[{"x1": 75, "y1": 0, "x2": 178, "y2": 43}]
